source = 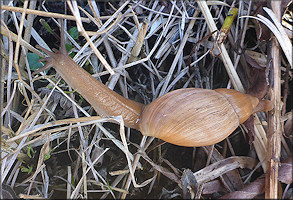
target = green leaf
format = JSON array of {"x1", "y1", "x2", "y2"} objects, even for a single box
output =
[
  {"x1": 27, "y1": 145, "x2": 35, "y2": 158},
  {"x1": 21, "y1": 165, "x2": 33, "y2": 174},
  {"x1": 44, "y1": 148, "x2": 52, "y2": 161},
  {"x1": 107, "y1": 180, "x2": 113, "y2": 191},
  {"x1": 72, "y1": 176, "x2": 75, "y2": 187},
  {"x1": 27, "y1": 146, "x2": 32, "y2": 158},
  {"x1": 69, "y1": 27, "x2": 79, "y2": 39},
  {"x1": 65, "y1": 43, "x2": 73, "y2": 52},
  {"x1": 27, "y1": 53, "x2": 43, "y2": 71},
  {"x1": 39, "y1": 18, "x2": 54, "y2": 34},
  {"x1": 65, "y1": 43, "x2": 76, "y2": 59}
]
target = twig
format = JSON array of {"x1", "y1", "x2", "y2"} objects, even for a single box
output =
[
  {"x1": 1, "y1": 5, "x2": 91, "y2": 23},
  {"x1": 265, "y1": 1, "x2": 282, "y2": 198},
  {"x1": 197, "y1": 0, "x2": 244, "y2": 92}
]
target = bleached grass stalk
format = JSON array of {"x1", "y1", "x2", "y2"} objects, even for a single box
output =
[
  {"x1": 1, "y1": 21, "x2": 14, "y2": 126},
  {"x1": 29, "y1": 131, "x2": 67, "y2": 148},
  {"x1": 230, "y1": 0, "x2": 252, "y2": 75},
  {"x1": 13, "y1": 0, "x2": 28, "y2": 82},
  {"x1": 121, "y1": 137, "x2": 153, "y2": 199},
  {"x1": 6, "y1": 160, "x2": 21, "y2": 186},
  {"x1": 67, "y1": 1, "x2": 114, "y2": 75},
  {"x1": 159, "y1": 8, "x2": 199, "y2": 96},
  {"x1": 72, "y1": 0, "x2": 130, "y2": 61},
  {"x1": 197, "y1": 0, "x2": 244, "y2": 92},
  {"x1": 1, "y1": 82, "x2": 17, "y2": 118},
  {"x1": 113, "y1": 116, "x2": 153, "y2": 189},
  {"x1": 70, "y1": 148, "x2": 110, "y2": 198},
  {"x1": 67, "y1": 166, "x2": 72, "y2": 198},
  {"x1": 1, "y1": 26, "x2": 45, "y2": 57},
  {"x1": 265, "y1": 2, "x2": 282, "y2": 198},
  {"x1": 15, "y1": 98, "x2": 34, "y2": 135},
  {"x1": 252, "y1": 117, "x2": 268, "y2": 170},
  {"x1": 1, "y1": 5, "x2": 91, "y2": 22},
  {"x1": 43, "y1": 169, "x2": 49, "y2": 198},
  {"x1": 193, "y1": 156, "x2": 257, "y2": 185},
  {"x1": 74, "y1": 149, "x2": 116, "y2": 198},
  {"x1": 19, "y1": 0, "x2": 37, "y2": 72},
  {"x1": 240, "y1": 9, "x2": 292, "y2": 68},
  {"x1": 15, "y1": 13, "x2": 50, "y2": 51},
  {"x1": 94, "y1": 22, "x2": 179, "y2": 77},
  {"x1": 78, "y1": 5, "x2": 119, "y2": 72},
  {"x1": 81, "y1": 152, "x2": 87, "y2": 198},
  {"x1": 107, "y1": 27, "x2": 139, "y2": 90}
]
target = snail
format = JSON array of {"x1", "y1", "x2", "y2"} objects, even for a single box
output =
[{"x1": 32, "y1": 22, "x2": 273, "y2": 147}]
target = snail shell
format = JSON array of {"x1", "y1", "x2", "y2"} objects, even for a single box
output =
[{"x1": 139, "y1": 88, "x2": 260, "y2": 147}]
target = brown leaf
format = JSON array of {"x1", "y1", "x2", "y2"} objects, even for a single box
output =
[
  {"x1": 247, "y1": 68, "x2": 267, "y2": 99},
  {"x1": 193, "y1": 156, "x2": 258, "y2": 185},
  {"x1": 202, "y1": 180, "x2": 226, "y2": 194},
  {"x1": 243, "y1": 116, "x2": 255, "y2": 145},
  {"x1": 219, "y1": 155, "x2": 293, "y2": 198},
  {"x1": 284, "y1": 114, "x2": 292, "y2": 137},
  {"x1": 278, "y1": 155, "x2": 293, "y2": 184},
  {"x1": 181, "y1": 169, "x2": 198, "y2": 199},
  {"x1": 245, "y1": 52, "x2": 266, "y2": 70},
  {"x1": 141, "y1": 152, "x2": 180, "y2": 184},
  {"x1": 245, "y1": 54, "x2": 268, "y2": 99},
  {"x1": 219, "y1": 175, "x2": 265, "y2": 199},
  {"x1": 203, "y1": 146, "x2": 244, "y2": 191}
]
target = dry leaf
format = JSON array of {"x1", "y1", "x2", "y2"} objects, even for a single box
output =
[
  {"x1": 202, "y1": 180, "x2": 226, "y2": 194},
  {"x1": 181, "y1": 169, "x2": 198, "y2": 199},
  {"x1": 219, "y1": 175, "x2": 265, "y2": 199},
  {"x1": 284, "y1": 114, "x2": 293, "y2": 137},
  {"x1": 219, "y1": 155, "x2": 293, "y2": 198},
  {"x1": 193, "y1": 156, "x2": 258, "y2": 185},
  {"x1": 141, "y1": 152, "x2": 180, "y2": 184},
  {"x1": 245, "y1": 54, "x2": 268, "y2": 99},
  {"x1": 243, "y1": 116, "x2": 256, "y2": 145},
  {"x1": 278, "y1": 155, "x2": 293, "y2": 184}
]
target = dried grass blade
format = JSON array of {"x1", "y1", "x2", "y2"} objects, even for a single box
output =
[
  {"x1": 70, "y1": 148, "x2": 110, "y2": 198},
  {"x1": 127, "y1": 19, "x2": 149, "y2": 63},
  {"x1": 67, "y1": 1, "x2": 115, "y2": 75},
  {"x1": 1, "y1": 5, "x2": 91, "y2": 22},
  {"x1": 241, "y1": 14, "x2": 292, "y2": 68},
  {"x1": 197, "y1": 1, "x2": 244, "y2": 92},
  {"x1": 193, "y1": 156, "x2": 258, "y2": 185},
  {"x1": 115, "y1": 116, "x2": 154, "y2": 188}
]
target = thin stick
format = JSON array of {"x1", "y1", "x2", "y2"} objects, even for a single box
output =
[
  {"x1": 265, "y1": 1, "x2": 282, "y2": 198},
  {"x1": 67, "y1": 166, "x2": 72, "y2": 198},
  {"x1": 1, "y1": 5, "x2": 91, "y2": 23},
  {"x1": 0, "y1": 26, "x2": 45, "y2": 57},
  {"x1": 67, "y1": 1, "x2": 115, "y2": 75},
  {"x1": 159, "y1": 8, "x2": 199, "y2": 96},
  {"x1": 197, "y1": 1, "x2": 244, "y2": 92}
]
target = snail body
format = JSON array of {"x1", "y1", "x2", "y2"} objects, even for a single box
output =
[
  {"x1": 33, "y1": 22, "x2": 273, "y2": 147},
  {"x1": 33, "y1": 23, "x2": 144, "y2": 130}
]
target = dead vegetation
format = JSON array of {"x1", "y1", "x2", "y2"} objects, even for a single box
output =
[{"x1": 1, "y1": 0, "x2": 292, "y2": 199}]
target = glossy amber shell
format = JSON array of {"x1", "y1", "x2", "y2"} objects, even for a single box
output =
[{"x1": 139, "y1": 88, "x2": 259, "y2": 147}]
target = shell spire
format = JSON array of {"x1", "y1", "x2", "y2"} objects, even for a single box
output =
[{"x1": 214, "y1": 88, "x2": 259, "y2": 124}]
